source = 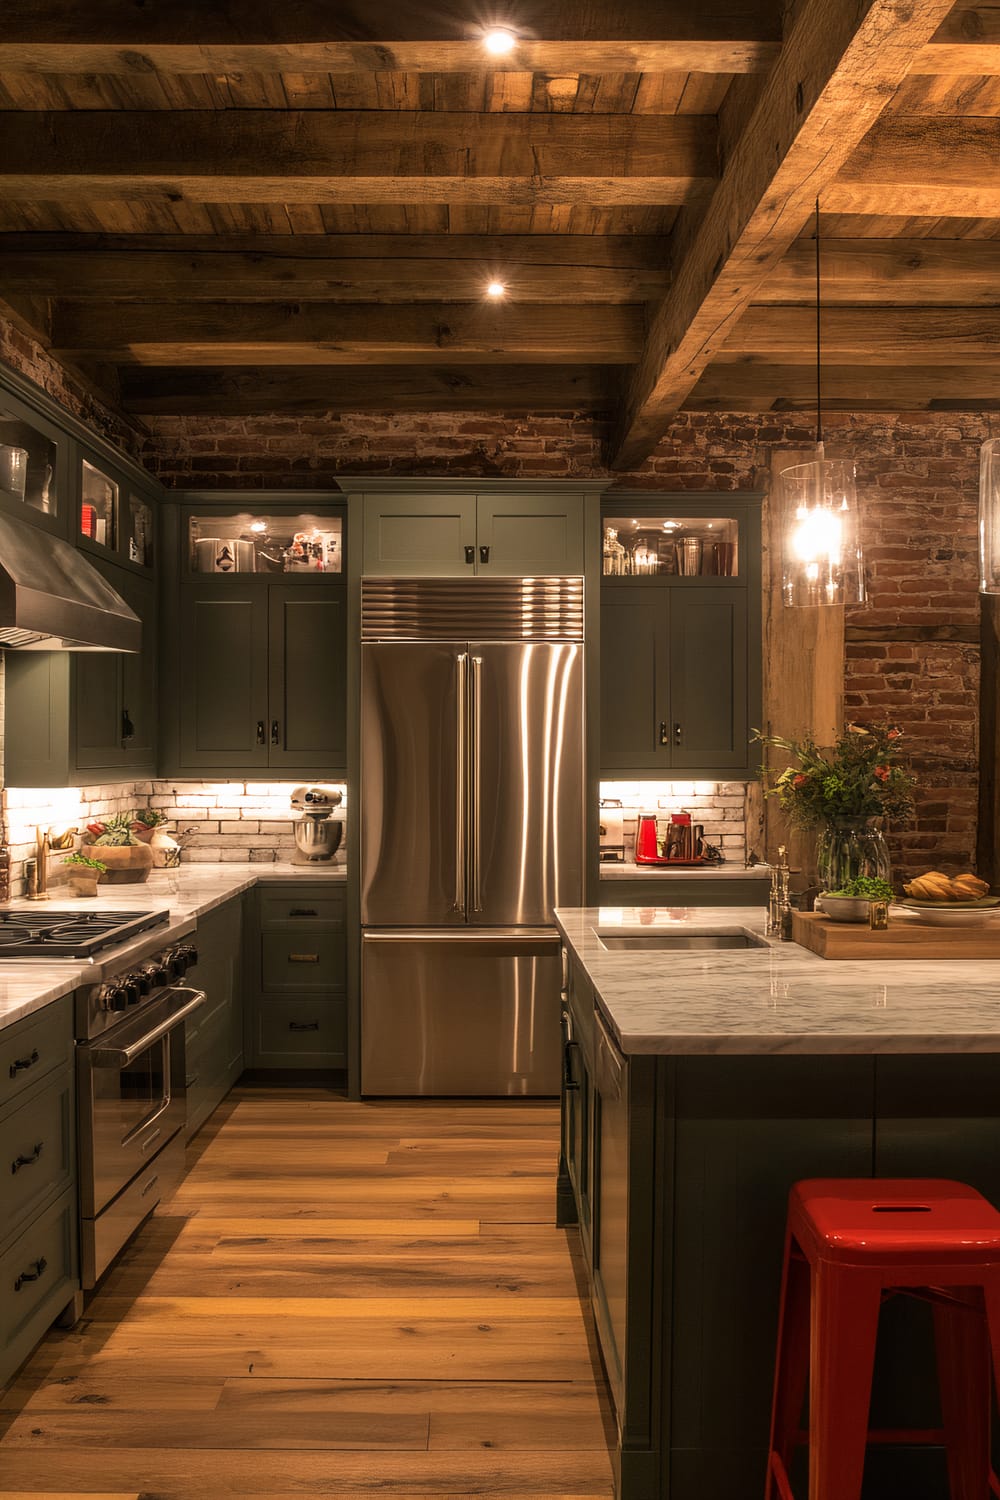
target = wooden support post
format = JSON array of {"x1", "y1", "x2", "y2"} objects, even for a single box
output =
[
  {"x1": 977, "y1": 594, "x2": 1000, "y2": 889},
  {"x1": 761, "y1": 448, "x2": 845, "y2": 881}
]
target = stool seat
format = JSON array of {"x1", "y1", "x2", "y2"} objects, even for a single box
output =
[
  {"x1": 791, "y1": 1177, "x2": 1000, "y2": 1266},
  {"x1": 766, "y1": 1178, "x2": 1000, "y2": 1500}
]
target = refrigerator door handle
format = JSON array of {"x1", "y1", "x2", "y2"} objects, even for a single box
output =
[
  {"x1": 471, "y1": 654, "x2": 483, "y2": 913},
  {"x1": 453, "y1": 653, "x2": 468, "y2": 913}
]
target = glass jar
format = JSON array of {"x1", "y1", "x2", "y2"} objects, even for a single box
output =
[
  {"x1": 603, "y1": 525, "x2": 627, "y2": 576},
  {"x1": 815, "y1": 818, "x2": 891, "y2": 893}
]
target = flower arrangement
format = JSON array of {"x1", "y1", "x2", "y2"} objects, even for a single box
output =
[
  {"x1": 85, "y1": 812, "x2": 139, "y2": 847},
  {"x1": 752, "y1": 722, "x2": 916, "y2": 830}
]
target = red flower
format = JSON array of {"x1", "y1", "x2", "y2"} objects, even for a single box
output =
[
  {"x1": 874, "y1": 765, "x2": 891, "y2": 782},
  {"x1": 887, "y1": 728, "x2": 902, "y2": 740},
  {"x1": 793, "y1": 773, "x2": 808, "y2": 788}
]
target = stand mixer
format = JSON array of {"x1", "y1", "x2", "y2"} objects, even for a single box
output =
[{"x1": 291, "y1": 785, "x2": 343, "y2": 863}]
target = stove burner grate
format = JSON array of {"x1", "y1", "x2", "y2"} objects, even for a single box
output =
[{"x1": 0, "y1": 909, "x2": 169, "y2": 958}]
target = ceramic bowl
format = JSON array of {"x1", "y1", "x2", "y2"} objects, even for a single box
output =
[{"x1": 815, "y1": 893, "x2": 871, "y2": 923}]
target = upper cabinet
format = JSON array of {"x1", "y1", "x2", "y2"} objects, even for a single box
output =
[
  {"x1": 599, "y1": 496, "x2": 762, "y2": 779},
  {"x1": 361, "y1": 491, "x2": 585, "y2": 576},
  {"x1": 0, "y1": 390, "x2": 67, "y2": 534},
  {"x1": 159, "y1": 500, "x2": 347, "y2": 778},
  {"x1": 77, "y1": 447, "x2": 158, "y2": 575}
]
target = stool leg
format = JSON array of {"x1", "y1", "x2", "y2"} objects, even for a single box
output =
[
  {"x1": 808, "y1": 1264, "x2": 882, "y2": 1500},
  {"x1": 934, "y1": 1289, "x2": 991, "y2": 1500},
  {"x1": 767, "y1": 1240, "x2": 811, "y2": 1500}
]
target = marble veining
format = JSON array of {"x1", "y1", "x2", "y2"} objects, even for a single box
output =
[
  {"x1": 555, "y1": 905, "x2": 1000, "y2": 1057},
  {"x1": 0, "y1": 861, "x2": 345, "y2": 1034},
  {"x1": 599, "y1": 863, "x2": 770, "y2": 882}
]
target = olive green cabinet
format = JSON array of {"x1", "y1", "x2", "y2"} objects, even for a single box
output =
[
  {"x1": 4, "y1": 560, "x2": 158, "y2": 786},
  {"x1": 247, "y1": 883, "x2": 347, "y2": 1071},
  {"x1": 599, "y1": 496, "x2": 761, "y2": 780},
  {"x1": 185, "y1": 895, "x2": 244, "y2": 1142},
  {"x1": 361, "y1": 491, "x2": 585, "y2": 576},
  {"x1": 169, "y1": 582, "x2": 346, "y2": 776},
  {"x1": 0, "y1": 997, "x2": 79, "y2": 1390}
]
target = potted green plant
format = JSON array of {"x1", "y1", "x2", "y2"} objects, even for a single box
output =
[
  {"x1": 84, "y1": 813, "x2": 154, "y2": 883},
  {"x1": 753, "y1": 722, "x2": 915, "y2": 891},
  {"x1": 816, "y1": 875, "x2": 896, "y2": 923},
  {"x1": 130, "y1": 808, "x2": 169, "y2": 844},
  {"x1": 62, "y1": 851, "x2": 107, "y2": 898}
]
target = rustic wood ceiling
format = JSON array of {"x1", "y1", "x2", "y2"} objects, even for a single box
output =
[{"x1": 0, "y1": 0, "x2": 998, "y2": 466}]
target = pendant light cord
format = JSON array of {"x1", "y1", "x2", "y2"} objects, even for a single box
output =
[{"x1": 815, "y1": 196, "x2": 823, "y2": 448}]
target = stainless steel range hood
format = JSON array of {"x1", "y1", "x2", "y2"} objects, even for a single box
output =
[{"x1": 0, "y1": 511, "x2": 140, "y2": 652}]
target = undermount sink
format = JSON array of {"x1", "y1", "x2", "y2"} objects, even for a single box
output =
[{"x1": 596, "y1": 930, "x2": 768, "y2": 951}]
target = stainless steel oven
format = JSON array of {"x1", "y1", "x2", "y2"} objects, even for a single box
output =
[{"x1": 73, "y1": 933, "x2": 203, "y2": 1288}]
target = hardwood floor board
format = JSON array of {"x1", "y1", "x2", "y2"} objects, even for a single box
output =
[
  {"x1": 0, "y1": 1375, "x2": 227, "y2": 1414},
  {"x1": 0, "y1": 1449, "x2": 614, "y2": 1494},
  {"x1": 0, "y1": 1409, "x2": 431, "y2": 1450},
  {"x1": 214, "y1": 1377, "x2": 607, "y2": 1419},
  {"x1": 87, "y1": 1295, "x2": 587, "y2": 1322},
  {"x1": 166, "y1": 1217, "x2": 485, "y2": 1239},
  {"x1": 166, "y1": 1186, "x2": 556, "y2": 1221},
  {"x1": 427, "y1": 1411, "x2": 610, "y2": 1451}
]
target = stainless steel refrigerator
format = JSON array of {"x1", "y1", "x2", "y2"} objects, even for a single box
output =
[{"x1": 360, "y1": 577, "x2": 584, "y2": 1096}]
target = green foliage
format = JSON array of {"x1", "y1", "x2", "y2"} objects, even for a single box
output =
[
  {"x1": 132, "y1": 808, "x2": 168, "y2": 828},
  {"x1": 752, "y1": 722, "x2": 915, "y2": 831},
  {"x1": 62, "y1": 852, "x2": 107, "y2": 872},
  {"x1": 90, "y1": 811, "x2": 138, "y2": 847},
  {"x1": 828, "y1": 875, "x2": 895, "y2": 901}
]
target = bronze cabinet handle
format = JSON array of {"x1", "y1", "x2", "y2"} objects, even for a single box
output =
[
  {"x1": 14, "y1": 1256, "x2": 47, "y2": 1292},
  {"x1": 256, "y1": 720, "x2": 266, "y2": 745},
  {"x1": 271, "y1": 719, "x2": 280, "y2": 745},
  {"x1": 288, "y1": 953, "x2": 320, "y2": 963},
  {"x1": 289, "y1": 1020, "x2": 320, "y2": 1032},
  {"x1": 11, "y1": 1142, "x2": 43, "y2": 1174},
  {"x1": 9, "y1": 1049, "x2": 39, "y2": 1078}
]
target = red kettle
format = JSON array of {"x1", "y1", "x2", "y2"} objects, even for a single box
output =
[{"x1": 635, "y1": 813, "x2": 660, "y2": 862}]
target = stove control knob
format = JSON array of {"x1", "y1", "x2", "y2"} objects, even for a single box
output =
[
  {"x1": 102, "y1": 983, "x2": 129, "y2": 1012},
  {"x1": 131, "y1": 971, "x2": 152, "y2": 997},
  {"x1": 183, "y1": 943, "x2": 199, "y2": 970},
  {"x1": 144, "y1": 961, "x2": 170, "y2": 987},
  {"x1": 122, "y1": 977, "x2": 143, "y2": 1006}
]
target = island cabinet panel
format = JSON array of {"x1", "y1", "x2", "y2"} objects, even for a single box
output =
[
  {"x1": 558, "y1": 986, "x2": 1000, "y2": 1500},
  {"x1": 247, "y1": 882, "x2": 347, "y2": 1072}
]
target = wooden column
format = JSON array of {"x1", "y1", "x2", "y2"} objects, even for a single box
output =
[
  {"x1": 977, "y1": 594, "x2": 1000, "y2": 888},
  {"x1": 758, "y1": 447, "x2": 845, "y2": 880}
]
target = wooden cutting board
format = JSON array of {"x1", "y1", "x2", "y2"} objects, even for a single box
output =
[{"x1": 791, "y1": 910, "x2": 1000, "y2": 960}]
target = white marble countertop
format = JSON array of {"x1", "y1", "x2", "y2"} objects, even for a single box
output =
[
  {"x1": 0, "y1": 859, "x2": 346, "y2": 1034},
  {"x1": 555, "y1": 904, "x2": 1000, "y2": 1057}
]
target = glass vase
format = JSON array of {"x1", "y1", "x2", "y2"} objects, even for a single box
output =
[{"x1": 815, "y1": 819, "x2": 890, "y2": 893}]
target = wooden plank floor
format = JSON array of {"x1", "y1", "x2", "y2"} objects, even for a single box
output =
[{"x1": 0, "y1": 1086, "x2": 615, "y2": 1498}]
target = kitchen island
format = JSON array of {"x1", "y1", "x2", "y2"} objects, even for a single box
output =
[{"x1": 555, "y1": 905, "x2": 1000, "y2": 1500}]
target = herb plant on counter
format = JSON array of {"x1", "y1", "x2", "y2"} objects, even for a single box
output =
[{"x1": 827, "y1": 875, "x2": 894, "y2": 902}]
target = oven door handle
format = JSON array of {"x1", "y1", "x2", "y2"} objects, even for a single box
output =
[{"x1": 91, "y1": 987, "x2": 207, "y2": 1067}]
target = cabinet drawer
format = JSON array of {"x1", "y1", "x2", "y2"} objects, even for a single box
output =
[
  {"x1": 261, "y1": 928, "x2": 345, "y2": 991},
  {"x1": 259, "y1": 892, "x2": 344, "y2": 927},
  {"x1": 0, "y1": 1069, "x2": 74, "y2": 1241},
  {"x1": 0, "y1": 998, "x2": 74, "y2": 1113},
  {"x1": 255, "y1": 1000, "x2": 346, "y2": 1065},
  {"x1": 0, "y1": 1188, "x2": 77, "y2": 1375}
]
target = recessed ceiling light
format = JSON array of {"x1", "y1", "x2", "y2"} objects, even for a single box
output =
[
  {"x1": 483, "y1": 27, "x2": 517, "y2": 55},
  {"x1": 486, "y1": 280, "x2": 507, "y2": 299}
]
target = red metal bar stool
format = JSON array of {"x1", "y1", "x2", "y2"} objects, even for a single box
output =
[{"x1": 765, "y1": 1178, "x2": 1000, "y2": 1500}]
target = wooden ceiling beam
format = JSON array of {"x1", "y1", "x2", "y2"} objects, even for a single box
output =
[
  {"x1": 49, "y1": 301, "x2": 644, "y2": 365},
  {"x1": 911, "y1": 2, "x2": 1000, "y2": 73},
  {"x1": 762, "y1": 238, "x2": 1000, "y2": 306},
  {"x1": 0, "y1": 1, "x2": 781, "y2": 74},
  {"x1": 118, "y1": 363, "x2": 623, "y2": 415},
  {"x1": 609, "y1": 0, "x2": 956, "y2": 470},
  {"x1": 721, "y1": 306, "x2": 1000, "y2": 364},
  {"x1": 0, "y1": 234, "x2": 669, "y2": 303},
  {"x1": 825, "y1": 118, "x2": 1000, "y2": 219},
  {"x1": 0, "y1": 111, "x2": 716, "y2": 208},
  {"x1": 686, "y1": 362, "x2": 1000, "y2": 411}
]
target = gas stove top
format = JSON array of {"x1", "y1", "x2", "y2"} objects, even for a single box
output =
[{"x1": 0, "y1": 908, "x2": 169, "y2": 959}]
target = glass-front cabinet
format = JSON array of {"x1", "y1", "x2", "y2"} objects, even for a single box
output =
[
  {"x1": 185, "y1": 509, "x2": 342, "y2": 577},
  {"x1": 603, "y1": 511, "x2": 740, "y2": 579},
  {"x1": 0, "y1": 393, "x2": 63, "y2": 525},
  {"x1": 126, "y1": 493, "x2": 155, "y2": 568},
  {"x1": 80, "y1": 458, "x2": 118, "y2": 550}
]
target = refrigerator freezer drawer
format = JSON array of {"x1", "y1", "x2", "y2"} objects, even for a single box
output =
[{"x1": 362, "y1": 930, "x2": 562, "y2": 1097}]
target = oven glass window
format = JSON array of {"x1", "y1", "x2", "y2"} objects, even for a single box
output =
[{"x1": 94, "y1": 1036, "x2": 169, "y2": 1145}]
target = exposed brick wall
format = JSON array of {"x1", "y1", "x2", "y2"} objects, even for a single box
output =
[
  {"x1": 0, "y1": 314, "x2": 144, "y2": 463},
  {"x1": 141, "y1": 405, "x2": 999, "y2": 881}
]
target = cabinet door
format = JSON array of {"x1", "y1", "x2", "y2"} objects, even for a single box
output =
[
  {"x1": 668, "y1": 587, "x2": 748, "y2": 770},
  {"x1": 117, "y1": 569, "x2": 157, "y2": 772},
  {"x1": 267, "y1": 586, "x2": 346, "y2": 772},
  {"x1": 476, "y1": 493, "x2": 584, "y2": 575},
  {"x1": 600, "y1": 588, "x2": 670, "y2": 773},
  {"x1": 74, "y1": 652, "x2": 124, "y2": 772},
  {"x1": 362, "y1": 493, "x2": 476, "y2": 576},
  {"x1": 75, "y1": 566, "x2": 157, "y2": 775},
  {"x1": 177, "y1": 587, "x2": 270, "y2": 769}
]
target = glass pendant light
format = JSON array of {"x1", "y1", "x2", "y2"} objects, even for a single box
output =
[
  {"x1": 780, "y1": 201, "x2": 866, "y2": 608},
  {"x1": 979, "y1": 437, "x2": 1000, "y2": 592}
]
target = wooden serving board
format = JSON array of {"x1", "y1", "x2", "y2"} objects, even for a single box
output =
[{"x1": 791, "y1": 910, "x2": 1000, "y2": 960}]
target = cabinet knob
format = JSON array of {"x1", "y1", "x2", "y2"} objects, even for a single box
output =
[
  {"x1": 121, "y1": 707, "x2": 134, "y2": 744},
  {"x1": 674, "y1": 722, "x2": 683, "y2": 744},
  {"x1": 256, "y1": 720, "x2": 266, "y2": 745},
  {"x1": 271, "y1": 719, "x2": 280, "y2": 746},
  {"x1": 464, "y1": 545, "x2": 475, "y2": 565},
  {"x1": 659, "y1": 720, "x2": 668, "y2": 746},
  {"x1": 479, "y1": 545, "x2": 491, "y2": 565}
]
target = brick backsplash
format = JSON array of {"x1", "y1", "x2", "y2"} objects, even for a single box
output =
[
  {"x1": 600, "y1": 780, "x2": 749, "y2": 864},
  {"x1": 0, "y1": 774, "x2": 347, "y2": 897}
]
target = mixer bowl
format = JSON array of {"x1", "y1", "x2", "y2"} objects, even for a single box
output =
[{"x1": 293, "y1": 817, "x2": 342, "y2": 860}]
